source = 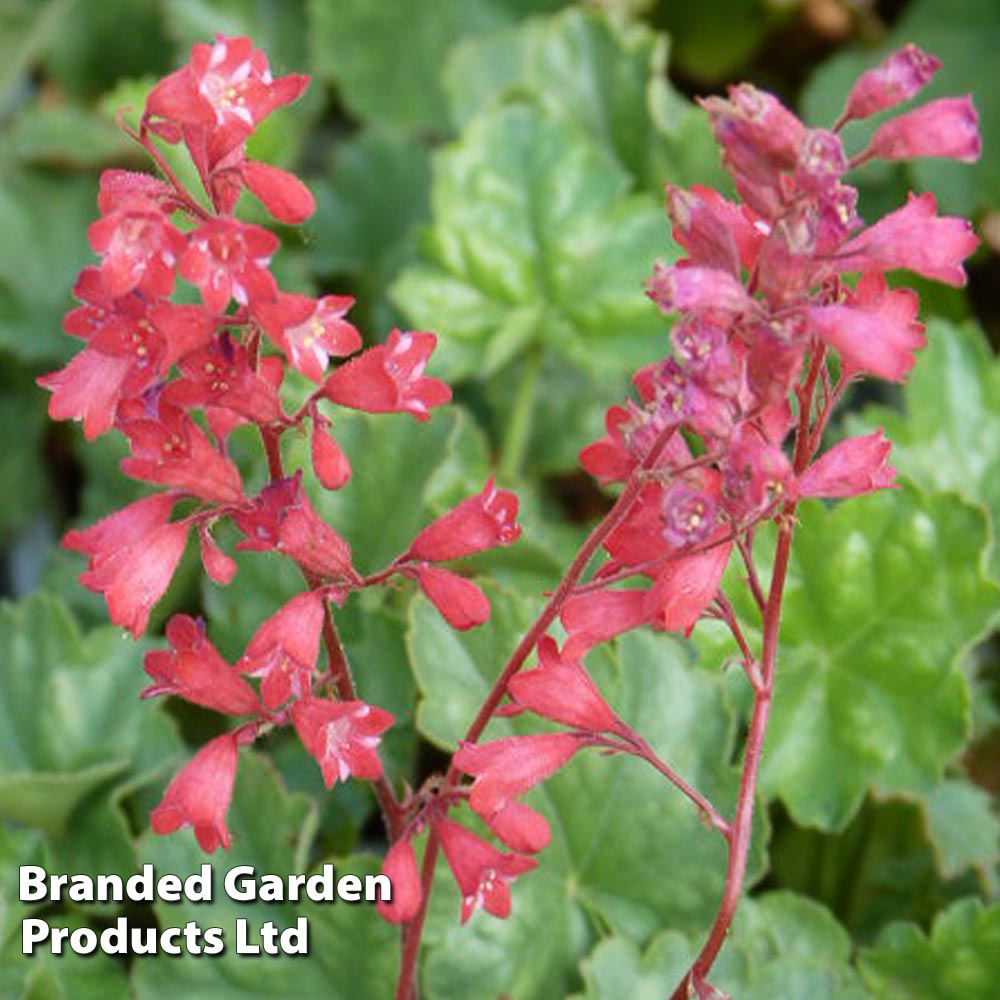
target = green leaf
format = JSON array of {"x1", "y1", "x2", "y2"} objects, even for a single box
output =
[
  {"x1": 761, "y1": 486, "x2": 999, "y2": 830},
  {"x1": 412, "y1": 590, "x2": 767, "y2": 981},
  {"x1": 0, "y1": 169, "x2": 96, "y2": 362},
  {"x1": 308, "y1": 128, "x2": 432, "y2": 331},
  {"x1": 767, "y1": 794, "x2": 989, "y2": 942},
  {"x1": 571, "y1": 892, "x2": 872, "y2": 1000},
  {"x1": 850, "y1": 318, "x2": 1000, "y2": 579},
  {"x1": 0, "y1": 368, "x2": 48, "y2": 541},
  {"x1": 921, "y1": 779, "x2": 1000, "y2": 885},
  {"x1": 162, "y1": 0, "x2": 311, "y2": 70},
  {"x1": 43, "y1": 0, "x2": 172, "y2": 95},
  {"x1": 859, "y1": 897, "x2": 1000, "y2": 1000},
  {"x1": 393, "y1": 102, "x2": 668, "y2": 383},
  {"x1": 392, "y1": 101, "x2": 671, "y2": 471},
  {"x1": 0, "y1": 0, "x2": 73, "y2": 105},
  {"x1": 648, "y1": 0, "x2": 786, "y2": 82},
  {"x1": 307, "y1": 0, "x2": 566, "y2": 132},
  {"x1": 803, "y1": 0, "x2": 1000, "y2": 215},
  {"x1": 407, "y1": 582, "x2": 533, "y2": 749},
  {"x1": 9, "y1": 102, "x2": 132, "y2": 169},
  {"x1": 0, "y1": 594, "x2": 181, "y2": 875},
  {"x1": 0, "y1": 915, "x2": 131, "y2": 1000},
  {"x1": 444, "y1": 7, "x2": 721, "y2": 192},
  {"x1": 132, "y1": 753, "x2": 398, "y2": 999}
]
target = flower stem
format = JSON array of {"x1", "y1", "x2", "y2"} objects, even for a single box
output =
[
  {"x1": 392, "y1": 423, "x2": 679, "y2": 999},
  {"x1": 499, "y1": 346, "x2": 542, "y2": 483}
]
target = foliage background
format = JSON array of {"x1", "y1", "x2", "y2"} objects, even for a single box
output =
[{"x1": 0, "y1": 0, "x2": 998, "y2": 997}]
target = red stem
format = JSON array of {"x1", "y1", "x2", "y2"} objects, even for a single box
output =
[
  {"x1": 668, "y1": 345, "x2": 827, "y2": 998},
  {"x1": 393, "y1": 424, "x2": 679, "y2": 1000}
]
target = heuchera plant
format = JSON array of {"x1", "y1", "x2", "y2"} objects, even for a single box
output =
[{"x1": 41, "y1": 36, "x2": 980, "y2": 999}]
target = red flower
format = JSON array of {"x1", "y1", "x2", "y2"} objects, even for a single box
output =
[
  {"x1": 376, "y1": 838, "x2": 422, "y2": 924},
  {"x1": 311, "y1": 413, "x2": 352, "y2": 490},
  {"x1": 454, "y1": 732, "x2": 582, "y2": 816},
  {"x1": 144, "y1": 34, "x2": 309, "y2": 163},
  {"x1": 277, "y1": 492, "x2": 356, "y2": 583},
  {"x1": 64, "y1": 493, "x2": 187, "y2": 638},
  {"x1": 150, "y1": 731, "x2": 241, "y2": 852},
  {"x1": 507, "y1": 636, "x2": 618, "y2": 732},
  {"x1": 164, "y1": 334, "x2": 282, "y2": 424},
  {"x1": 646, "y1": 262, "x2": 754, "y2": 316},
  {"x1": 242, "y1": 160, "x2": 316, "y2": 224},
  {"x1": 179, "y1": 218, "x2": 279, "y2": 312},
  {"x1": 143, "y1": 615, "x2": 261, "y2": 715},
  {"x1": 481, "y1": 799, "x2": 551, "y2": 854},
  {"x1": 837, "y1": 192, "x2": 979, "y2": 288},
  {"x1": 291, "y1": 698, "x2": 393, "y2": 788},
  {"x1": 408, "y1": 478, "x2": 520, "y2": 561},
  {"x1": 841, "y1": 45, "x2": 940, "y2": 122},
  {"x1": 88, "y1": 196, "x2": 186, "y2": 299},
  {"x1": 198, "y1": 523, "x2": 237, "y2": 584},
  {"x1": 561, "y1": 589, "x2": 648, "y2": 658},
  {"x1": 38, "y1": 347, "x2": 133, "y2": 441},
  {"x1": 117, "y1": 399, "x2": 244, "y2": 503},
  {"x1": 863, "y1": 95, "x2": 981, "y2": 164},
  {"x1": 797, "y1": 430, "x2": 896, "y2": 499},
  {"x1": 256, "y1": 292, "x2": 361, "y2": 383},
  {"x1": 644, "y1": 541, "x2": 733, "y2": 635},
  {"x1": 810, "y1": 273, "x2": 926, "y2": 382},
  {"x1": 436, "y1": 818, "x2": 536, "y2": 923},
  {"x1": 238, "y1": 591, "x2": 325, "y2": 710},
  {"x1": 323, "y1": 329, "x2": 451, "y2": 420},
  {"x1": 414, "y1": 565, "x2": 490, "y2": 630}
]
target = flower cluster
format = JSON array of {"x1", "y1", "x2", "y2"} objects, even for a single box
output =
[
  {"x1": 47, "y1": 36, "x2": 982, "y2": 992},
  {"x1": 43, "y1": 35, "x2": 521, "y2": 856},
  {"x1": 375, "y1": 44, "x2": 980, "y2": 931}
]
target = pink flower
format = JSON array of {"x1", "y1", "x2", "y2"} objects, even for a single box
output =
[
  {"x1": 646, "y1": 262, "x2": 754, "y2": 315},
  {"x1": 323, "y1": 329, "x2": 451, "y2": 420},
  {"x1": 480, "y1": 799, "x2": 551, "y2": 854},
  {"x1": 164, "y1": 334, "x2": 282, "y2": 424},
  {"x1": 579, "y1": 406, "x2": 640, "y2": 484},
  {"x1": 292, "y1": 698, "x2": 393, "y2": 788},
  {"x1": 454, "y1": 732, "x2": 581, "y2": 816},
  {"x1": 241, "y1": 160, "x2": 316, "y2": 223},
  {"x1": 436, "y1": 818, "x2": 536, "y2": 922},
  {"x1": 644, "y1": 541, "x2": 733, "y2": 635},
  {"x1": 408, "y1": 478, "x2": 520, "y2": 561},
  {"x1": 238, "y1": 591, "x2": 325, "y2": 709},
  {"x1": 144, "y1": 34, "x2": 309, "y2": 163},
  {"x1": 256, "y1": 292, "x2": 361, "y2": 383},
  {"x1": 797, "y1": 430, "x2": 896, "y2": 498},
  {"x1": 376, "y1": 838, "x2": 422, "y2": 924},
  {"x1": 64, "y1": 494, "x2": 187, "y2": 638},
  {"x1": 88, "y1": 196, "x2": 186, "y2": 299},
  {"x1": 414, "y1": 564, "x2": 490, "y2": 630},
  {"x1": 810, "y1": 273, "x2": 926, "y2": 382},
  {"x1": 836, "y1": 193, "x2": 979, "y2": 288},
  {"x1": 507, "y1": 636, "x2": 619, "y2": 732},
  {"x1": 664, "y1": 185, "x2": 740, "y2": 275},
  {"x1": 179, "y1": 218, "x2": 279, "y2": 312},
  {"x1": 198, "y1": 523, "x2": 237, "y2": 584},
  {"x1": 311, "y1": 414, "x2": 352, "y2": 490},
  {"x1": 150, "y1": 731, "x2": 241, "y2": 852},
  {"x1": 863, "y1": 95, "x2": 981, "y2": 164},
  {"x1": 117, "y1": 399, "x2": 244, "y2": 503},
  {"x1": 842, "y1": 45, "x2": 940, "y2": 122},
  {"x1": 38, "y1": 347, "x2": 133, "y2": 441},
  {"x1": 561, "y1": 589, "x2": 648, "y2": 658},
  {"x1": 277, "y1": 492, "x2": 355, "y2": 583},
  {"x1": 143, "y1": 615, "x2": 262, "y2": 715}
]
